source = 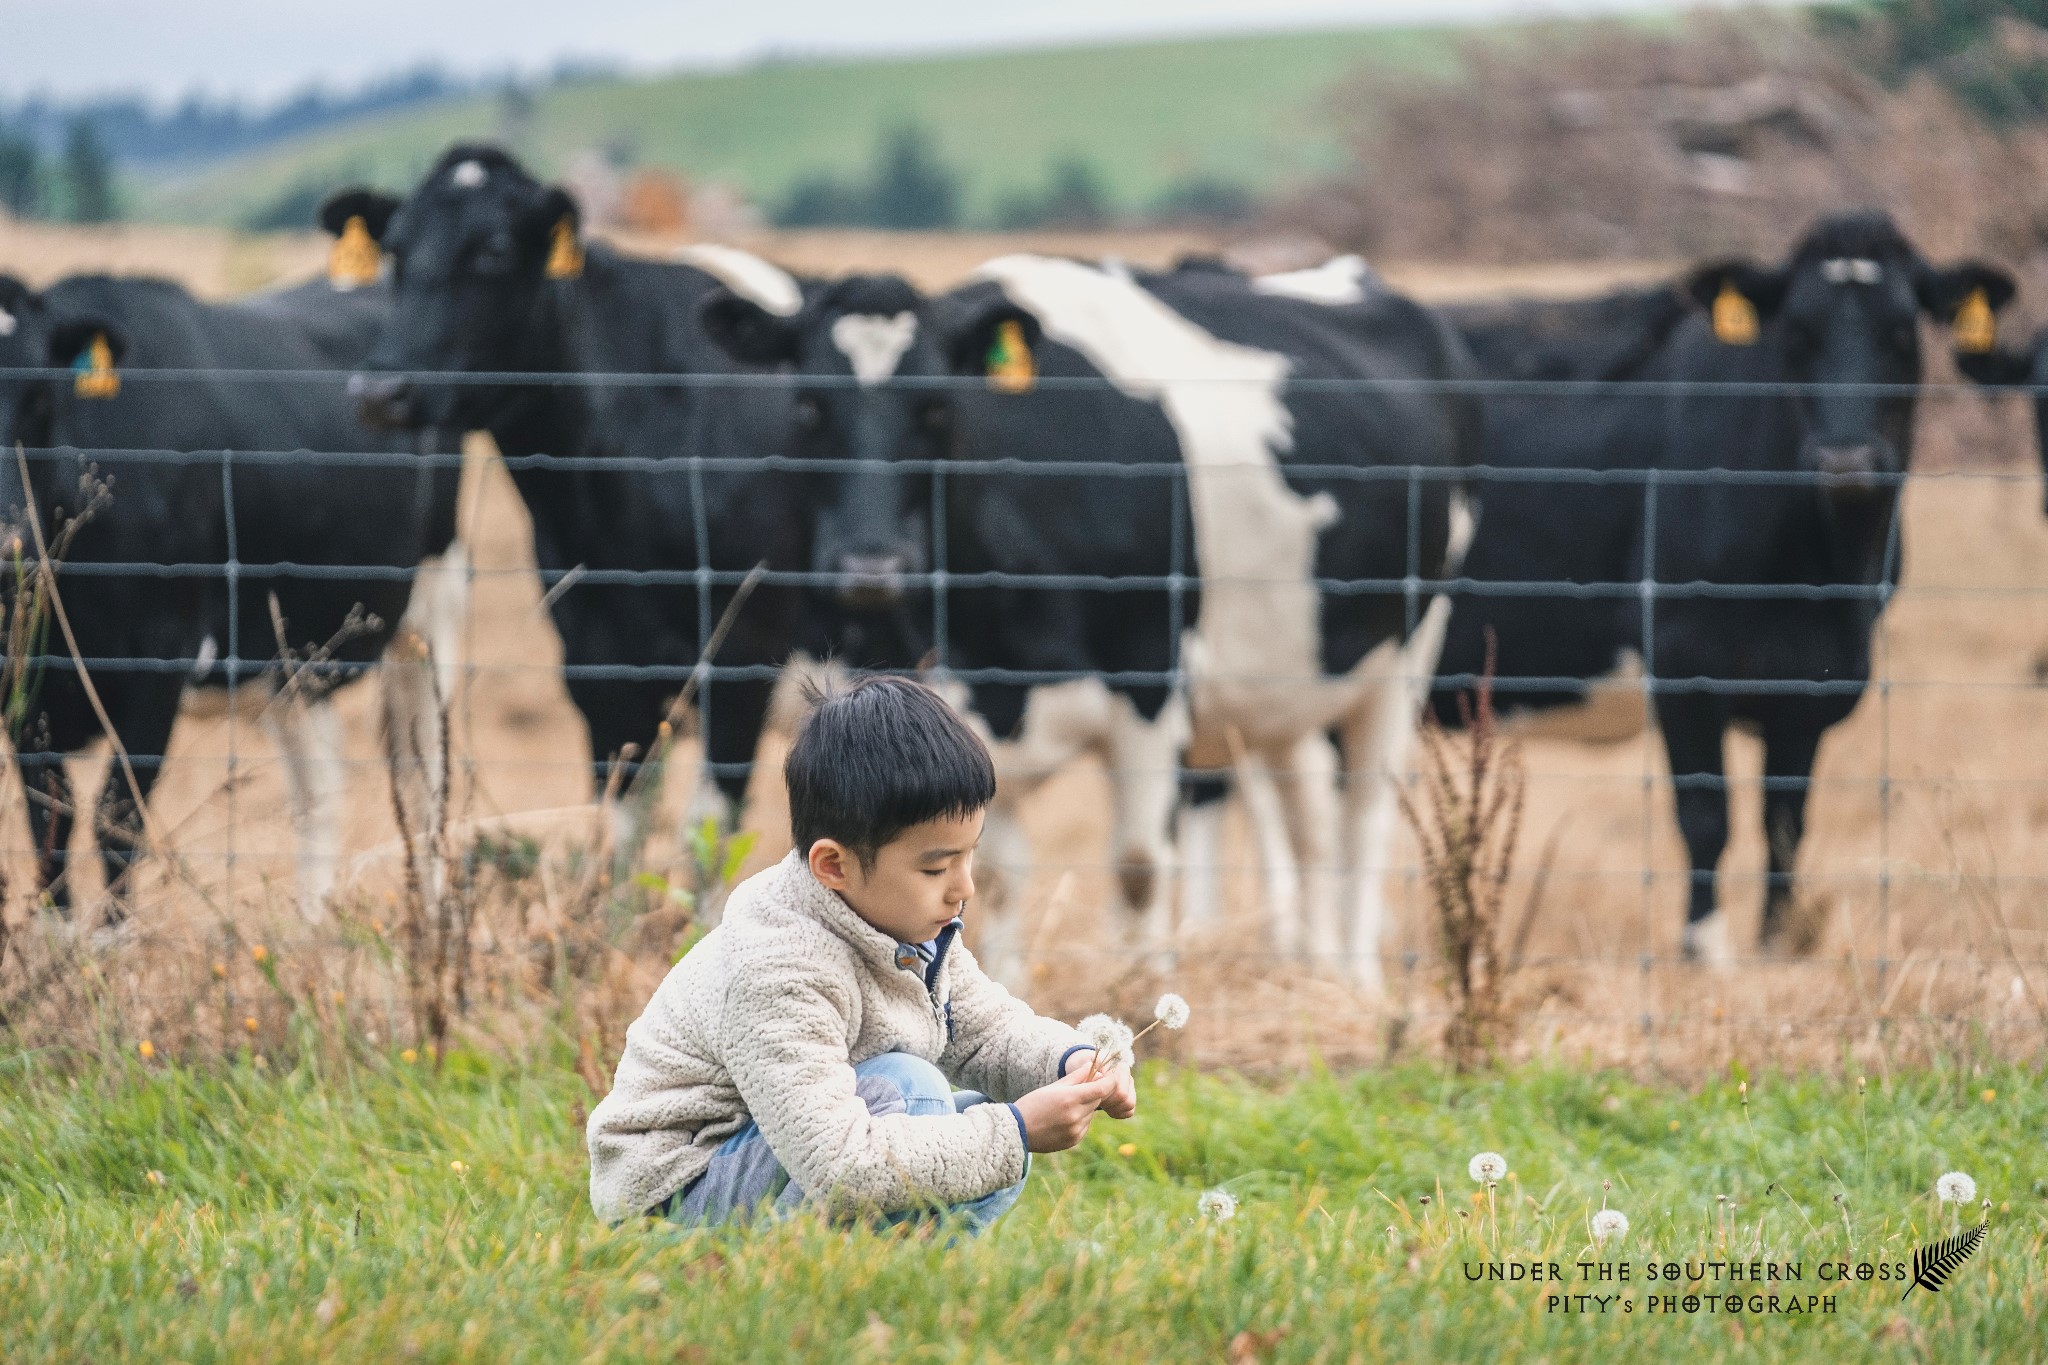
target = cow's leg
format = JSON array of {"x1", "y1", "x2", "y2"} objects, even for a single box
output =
[
  {"x1": 265, "y1": 691, "x2": 348, "y2": 924},
  {"x1": 380, "y1": 625, "x2": 448, "y2": 909},
  {"x1": 1269, "y1": 729, "x2": 1344, "y2": 972},
  {"x1": 1231, "y1": 745, "x2": 1301, "y2": 962},
  {"x1": 89, "y1": 685, "x2": 183, "y2": 926},
  {"x1": 403, "y1": 539, "x2": 470, "y2": 710},
  {"x1": 1758, "y1": 713, "x2": 1824, "y2": 956},
  {"x1": 20, "y1": 750, "x2": 77, "y2": 917},
  {"x1": 1176, "y1": 769, "x2": 1229, "y2": 932},
  {"x1": 684, "y1": 673, "x2": 773, "y2": 925},
  {"x1": 568, "y1": 676, "x2": 662, "y2": 868},
  {"x1": 971, "y1": 797, "x2": 1035, "y2": 990},
  {"x1": 1656, "y1": 691, "x2": 1733, "y2": 967},
  {"x1": 1104, "y1": 691, "x2": 1185, "y2": 971}
]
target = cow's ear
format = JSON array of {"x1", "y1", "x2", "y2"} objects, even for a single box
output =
[
  {"x1": 318, "y1": 188, "x2": 400, "y2": 241},
  {"x1": 1685, "y1": 261, "x2": 1786, "y2": 346},
  {"x1": 1954, "y1": 341, "x2": 2035, "y2": 387},
  {"x1": 700, "y1": 289, "x2": 800, "y2": 367},
  {"x1": 525, "y1": 187, "x2": 584, "y2": 280},
  {"x1": 934, "y1": 295, "x2": 1043, "y2": 391},
  {"x1": 1915, "y1": 261, "x2": 2016, "y2": 355},
  {"x1": 319, "y1": 188, "x2": 399, "y2": 290},
  {"x1": 49, "y1": 318, "x2": 127, "y2": 367}
]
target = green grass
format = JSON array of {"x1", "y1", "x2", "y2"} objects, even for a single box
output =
[
  {"x1": 1, "y1": 1048, "x2": 2039, "y2": 1362},
  {"x1": 131, "y1": 25, "x2": 1468, "y2": 229}
]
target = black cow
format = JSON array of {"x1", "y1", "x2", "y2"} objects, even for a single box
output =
[
  {"x1": 0, "y1": 262, "x2": 464, "y2": 925},
  {"x1": 341, "y1": 145, "x2": 817, "y2": 877},
  {"x1": 701, "y1": 253, "x2": 1480, "y2": 991},
  {"x1": 1434, "y1": 212, "x2": 2014, "y2": 963}
]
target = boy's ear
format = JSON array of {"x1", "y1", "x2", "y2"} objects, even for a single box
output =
[{"x1": 806, "y1": 837, "x2": 856, "y2": 894}]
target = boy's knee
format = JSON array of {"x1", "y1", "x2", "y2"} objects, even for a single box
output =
[{"x1": 852, "y1": 1051, "x2": 952, "y2": 1116}]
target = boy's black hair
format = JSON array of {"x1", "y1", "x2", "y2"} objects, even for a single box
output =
[{"x1": 785, "y1": 675, "x2": 996, "y2": 870}]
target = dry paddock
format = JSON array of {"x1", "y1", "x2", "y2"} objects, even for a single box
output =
[{"x1": 2, "y1": 217, "x2": 2045, "y2": 1080}]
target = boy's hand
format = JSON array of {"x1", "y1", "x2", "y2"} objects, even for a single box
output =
[
  {"x1": 1013, "y1": 1069, "x2": 1119, "y2": 1153},
  {"x1": 1062, "y1": 1048, "x2": 1137, "y2": 1120}
]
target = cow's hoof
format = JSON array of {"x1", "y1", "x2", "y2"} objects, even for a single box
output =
[
  {"x1": 1679, "y1": 913, "x2": 1735, "y2": 970},
  {"x1": 1761, "y1": 898, "x2": 1829, "y2": 958},
  {"x1": 1116, "y1": 851, "x2": 1156, "y2": 914}
]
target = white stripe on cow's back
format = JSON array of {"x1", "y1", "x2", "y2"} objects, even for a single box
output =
[
  {"x1": 831, "y1": 312, "x2": 919, "y2": 385},
  {"x1": 973, "y1": 253, "x2": 1330, "y2": 740},
  {"x1": 1252, "y1": 255, "x2": 1379, "y2": 306},
  {"x1": 671, "y1": 243, "x2": 803, "y2": 317}
]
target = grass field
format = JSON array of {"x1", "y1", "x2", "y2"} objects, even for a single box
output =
[
  {"x1": 0, "y1": 1046, "x2": 2037, "y2": 1363},
  {"x1": 131, "y1": 25, "x2": 1469, "y2": 230}
]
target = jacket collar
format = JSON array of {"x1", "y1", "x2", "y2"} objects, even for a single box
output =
[{"x1": 770, "y1": 849, "x2": 933, "y2": 979}]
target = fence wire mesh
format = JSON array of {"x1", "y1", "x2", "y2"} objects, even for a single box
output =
[{"x1": 2, "y1": 366, "x2": 2044, "y2": 1076}]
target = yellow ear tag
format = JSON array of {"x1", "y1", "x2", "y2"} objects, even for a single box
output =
[
  {"x1": 986, "y1": 318, "x2": 1035, "y2": 394},
  {"x1": 327, "y1": 214, "x2": 381, "y2": 290},
  {"x1": 1711, "y1": 281, "x2": 1759, "y2": 346},
  {"x1": 73, "y1": 333, "x2": 120, "y2": 399},
  {"x1": 1952, "y1": 286, "x2": 1996, "y2": 354},
  {"x1": 545, "y1": 217, "x2": 584, "y2": 280}
]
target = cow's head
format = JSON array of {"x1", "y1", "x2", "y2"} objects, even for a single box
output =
[
  {"x1": 338, "y1": 145, "x2": 580, "y2": 430},
  {"x1": 700, "y1": 274, "x2": 1038, "y2": 609},
  {"x1": 0, "y1": 275, "x2": 127, "y2": 455},
  {"x1": 0, "y1": 276, "x2": 127, "y2": 548},
  {"x1": 1953, "y1": 331, "x2": 2048, "y2": 519},
  {"x1": 1687, "y1": 211, "x2": 2014, "y2": 499}
]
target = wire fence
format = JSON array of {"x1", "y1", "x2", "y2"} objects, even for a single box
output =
[{"x1": 3, "y1": 365, "x2": 2045, "y2": 1067}]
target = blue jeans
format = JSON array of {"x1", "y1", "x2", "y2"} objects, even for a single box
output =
[{"x1": 659, "y1": 1051, "x2": 1030, "y2": 1236}]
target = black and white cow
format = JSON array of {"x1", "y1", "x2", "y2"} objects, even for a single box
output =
[
  {"x1": 341, "y1": 145, "x2": 818, "y2": 869},
  {"x1": 0, "y1": 259, "x2": 466, "y2": 924},
  {"x1": 1433, "y1": 212, "x2": 2015, "y2": 963},
  {"x1": 701, "y1": 252, "x2": 1480, "y2": 990}
]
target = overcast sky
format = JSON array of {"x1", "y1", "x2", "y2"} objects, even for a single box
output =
[{"x1": 2, "y1": 0, "x2": 1803, "y2": 105}]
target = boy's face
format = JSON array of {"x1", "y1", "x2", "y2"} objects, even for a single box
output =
[{"x1": 807, "y1": 808, "x2": 985, "y2": 944}]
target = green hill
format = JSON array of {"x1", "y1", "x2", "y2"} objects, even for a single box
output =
[{"x1": 131, "y1": 26, "x2": 1467, "y2": 228}]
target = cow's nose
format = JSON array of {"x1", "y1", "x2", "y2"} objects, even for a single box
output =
[
  {"x1": 348, "y1": 372, "x2": 414, "y2": 428},
  {"x1": 836, "y1": 552, "x2": 907, "y2": 608},
  {"x1": 1812, "y1": 444, "x2": 1881, "y2": 485}
]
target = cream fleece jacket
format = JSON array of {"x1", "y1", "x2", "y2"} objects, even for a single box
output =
[{"x1": 587, "y1": 850, "x2": 1090, "y2": 1224}]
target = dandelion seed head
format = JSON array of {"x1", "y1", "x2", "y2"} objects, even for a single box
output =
[
  {"x1": 1468, "y1": 1152, "x2": 1508, "y2": 1184},
  {"x1": 1936, "y1": 1172, "x2": 1977, "y2": 1204},
  {"x1": 1198, "y1": 1188, "x2": 1237, "y2": 1222},
  {"x1": 1078, "y1": 1013, "x2": 1134, "y2": 1072},
  {"x1": 1154, "y1": 993, "x2": 1190, "y2": 1030},
  {"x1": 1591, "y1": 1208, "x2": 1629, "y2": 1243}
]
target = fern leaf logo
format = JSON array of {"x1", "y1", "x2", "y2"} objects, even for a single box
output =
[{"x1": 1902, "y1": 1215, "x2": 1988, "y2": 1298}]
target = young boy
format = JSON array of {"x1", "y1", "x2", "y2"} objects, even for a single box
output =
[{"x1": 587, "y1": 675, "x2": 1136, "y2": 1232}]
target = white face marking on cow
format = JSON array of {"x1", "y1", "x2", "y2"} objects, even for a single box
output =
[
  {"x1": 0, "y1": 307, "x2": 15, "y2": 337},
  {"x1": 672, "y1": 244, "x2": 802, "y2": 317},
  {"x1": 1253, "y1": 255, "x2": 1378, "y2": 305},
  {"x1": 830, "y1": 312, "x2": 919, "y2": 384},
  {"x1": 1820, "y1": 257, "x2": 1882, "y2": 285},
  {"x1": 450, "y1": 159, "x2": 487, "y2": 189}
]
